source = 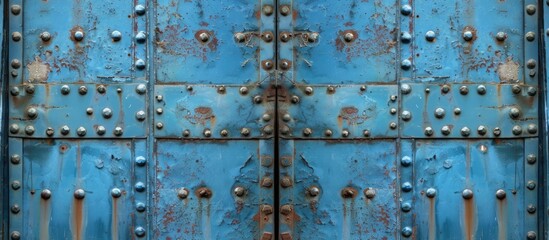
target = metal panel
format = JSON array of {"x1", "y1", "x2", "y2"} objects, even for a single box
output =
[{"x1": 153, "y1": 140, "x2": 271, "y2": 239}]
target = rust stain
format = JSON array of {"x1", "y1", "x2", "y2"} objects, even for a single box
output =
[
  {"x1": 428, "y1": 198, "x2": 436, "y2": 240},
  {"x1": 497, "y1": 199, "x2": 507, "y2": 240},
  {"x1": 464, "y1": 198, "x2": 477, "y2": 240},
  {"x1": 40, "y1": 199, "x2": 51, "y2": 240},
  {"x1": 184, "y1": 107, "x2": 216, "y2": 125},
  {"x1": 338, "y1": 107, "x2": 367, "y2": 126},
  {"x1": 111, "y1": 198, "x2": 118, "y2": 240},
  {"x1": 72, "y1": 199, "x2": 84, "y2": 240},
  {"x1": 156, "y1": 26, "x2": 219, "y2": 62},
  {"x1": 27, "y1": 56, "x2": 51, "y2": 83},
  {"x1": 496, "y1": 57, "x2": 520, "y2": 83},
  {"x1": 335, "y1": 26, "x2": 396, "y2": 62}
]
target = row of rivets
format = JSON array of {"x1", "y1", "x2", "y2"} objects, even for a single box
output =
[
  {"x1": 10, "y1": 84, "x2": 146, "y2": 96},
  {"x1": 10, "y1": 124, "x2": 124, "y2": 136},
  {"x1": 420, "y1": 124, "x2": 536, "y2": 137},
  {"x1": 177, "y1": 128, "x2": 253, "y2": 137},
  {"x1": 37, "y1": 29, "x2": 147, "y2": 43}
]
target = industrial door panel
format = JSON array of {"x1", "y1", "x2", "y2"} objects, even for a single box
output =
[
  {"x1": 10, "y1": 139, "x2": 145, "y2": 239},
  {"x1": 278, "y1": 140, "x2": 398, "y2": 239},
  {"x1": 155, "y1": 0, "x2": 269, "y2": 84},
  {"x1": 21, "y1": 0, "x2": 143, "y2": 82},
  {"x1": 153, "y1": 140, "x2": 274, "y2": 239}
]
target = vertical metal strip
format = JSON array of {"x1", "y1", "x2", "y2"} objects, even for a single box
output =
[
  {"x1": 133, "y1": 140, "x2": 148, "y2": 238},
  {"x1": 277, "y1": 139, "x2": 293, "y2": 238},
  {"x1": 8, "y1": 0, "x2": 22, "y2": 86},
  {"x1": 133, "y1": 1, "x2": 147, "y2": 80},
  {"x1": 524, "y1": 0, "x2": 539, "y2": 86},
  {"x1": 399, "y1": 140, "x2": 414, "y2": 238},
  {"x1": 259, "y1": 140, "x2": 275, "y2": 239},
  {"x1": 541, "y1": 2, "x2": 549, "y2": 239},
  {"x1": 525, "y1": 138, "x2": 539, "y2": 239},
  {"x1": 146, "y1": 0, "x2": 155, "y2": 238},
  {"x1": 8, "y1": 138, "x2": 22, "y2": 239}
]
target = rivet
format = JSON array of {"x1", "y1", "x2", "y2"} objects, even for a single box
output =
[
  {"x1": 389, "y1": 122, "x2": 397, "y2": 129},
  {"x1": 111, "y1": 188, "x2": 122, "y2": 198},
  {"x1": 261, "y1": 177, "x2": 273, "y2": 188},
  {"x1": 526, "y1": 59, "x2": 537, "y2": 69},
  {"x1": 364, "y1": 188, "x2": 376, "y2": 199},
  {"x1": 117, "y1": 88, "x2": 122, "y2": 93},
  {"x1": 60, "y1": 85, "x2": 71, "y2": 95},
  {"x1": 46, "y1": 127, "x2": 54, "y2": 136},
  {"x1": 493, "y1": 127, "x2": 502, "y2": 136},
  {"x1": 400, "y1": 31, "x2": 412, "y2": 43},
  {"x1": 459, "y1": 86, "x2": 469, "y2": 95},
  {"x1": 263, "y1": 125, "x2": 274, "y2": 135},
  {"x1": 527, "y1": 124, "x2": 538, "y2": 134},
  {"x1": 182, "y1": 129, "x2": 191, "y2": 137},
  {"x1": 134, "y1": 5, "x2": 146, "y2": 15},
  {"x1": 262, "y1": 5, "x2": 274, "y2": 16},
  {"x1": 135, "y1": 31, "x2": 147, "y2": 43},
  {"x1": 76, "y1": 127, "x2": 86, "y2": 137},
  {"x1": 280, "y1": 205, "x2": 293, "y2": 215},
  {"x1": 390, "y1": 108, "x2": 397, "y2": 115},
  {"x1": 10, "y1": 86, "x2": 20, "y2": 96},
  {"x1": 477, "y1": 85, "x2": 486, "y2": 95},
  {"x1": 11, "y1": 59, "x2": 21, "y2": 69},
  {"x1": 282, "y1": 113, "x2": 292, "y2": 122},
  {"x1": 307, "y1": 186, "x2": 320, "y2": 197},
  {"x1": 136, "y1": 202, "x2": 146, "y2": 212},
  {"x1": 439, "y1": 125, "x2": 450, "y2": 135},
  {"x1": 441, "y1": 84, "x2": 450, "y2": 93},
  {"x1": 452, "y1": 108, "x2": 461, "y2": 115},
  {"x1": 525, "y1": 32, "x2": 535, "y2": 41},
  {"x1": 111, "y1": 31, "x2": 122, "y2": 41},
  {"x1": 261, "y1": 205, "x2": 273, "y2": 215},
  {"x1": 198, "y1": 32, "x2": 210, "y2": 42},
  {"x1": 234, "y1": 32, "x2": 246, "y2": 43},
  {"x1": 253, "y1": 95, "x2": 263, "y2": 104},
  {"x1": 135, "y1": 59, "x2": 146, "y2": 70},
  {"x1": 401, "y1": 84, "x2": 411, "y2": 94},
  {"x1": 527, "y1": 231, "x2": 537, "y2": 240},
  {"x1": 136, "y1": 84, "x2": 147, "y2": 94},
  {"x1": 281, "y1": 176, "x2": 293, "y2": 188},
  {"x1": 425, "y1": 88, "x2": 430, "y2": 93},
  {"x1": 304, "y1": 86, "x2": 314, "y2": 95},
  {"x1": 241, "y1": 128, "x2": 250, "y2": 136},
  {"x1": 402, "y1": 182, "x2": 412, "y2": 192},
  {"x1": 220, "y1": 129, "x2": 229, "y2": 137},
  {"x1": 401, "y1": 111, "x2": 412, "y2": 121},
  {"x1": 401, "y1": 156, "x2": 412, "y2": 167},
  {"x1": 280, "y1": 5, "x2": 291, "y2": 16},
  {"x1": 60, "y1": 125, "x2": 70, "y2": 135},
  {"x1": 40, "y1": 32, "x2": 52, "y2": 42},
  {"x1": 10, "y1": 154, "x2": 21, "y2": 165},
  {"x1": 156, "y1": 122, "x2": 164, "y2": 129},
  {"x1": 102, "y1": 108, "x2": 113, "y2": 119},
  {"x1": 307, "y1": 32, "x2": 320, "y2": 43},
  {"x1": 77, "y1": 85, "x2": 88, "y2": 95},
  {"x1": 512, "y1": 125, "x2": 522, "y2": 135},
  {"x1": 527, "y1": 87, "x2": 537, "y2": 96},
  {"x1": 113, "y1": 126, "x2": 123, "y2": 136},
  {"x1": 363, "y1": 130, "x2": 370, "y2": 137},
  {"x1": 262, "y1": 113, "x2": 272, "y2": 122},
  {"x1": 324, "y1": 129, "x2": 333, "y2": 137},
  {"x1": 495, "y1": 189, "x2": 506, "y2": 199},
  {"x1": 280, "y1": 32, "x2": 291, "y2": 42},
  {"x1": 526, "y1": 5, "x2": 536, "y2": 15},
  {"x1": 156, "y1": 95, "x2": 163, "y2": 102},
  {"x1": 11, "y1": 181, "x2": 21, "y2": 190},
  {"x1": 25, "y1": 125, "x2": 35, "y2": 136},
  {"x1": 460, "y1": 127, "x2": 470, "y2": 137},
  {"x1": 341, "y1": 130, "x2": 350, "y2": 137},
  {"x1": 135, "y1": 182, "x2": 146, "y2": 192},
  {"x1": 177, "y1": 188, "x2": 189, "y2": 199},
  {"x1": 234, "y1": 186, "x2": 246, "y2": 197},
  {"x1": 290, "y1": 95, "x2": 300, "y2": 104},
  {"x1": 424, "y1": 127, "x2": 434, "y2": 136},
  {"x1": 135, "y1": 156, "x2": 147, "y2": 167},
  {"x1": 11, "y1": 70, "x2": 18, "y2": 77},
  {"x1": 512, "y1": 85, "x2": 522, "y2": 94},
  {"x1": 11, "y1": 204, "x2": 20, "y2": 214},
  {"x1": 360, "y1": 85, "x2": 367, "y2": 91},
  {"x1": 327, "y1": 85, "x2": 336, "y2": 94},
  {"x1": 401, "y1": 4, "x2": 412, "y2": 15},
  {"x1": 434, "y1": 108, "x2": 445, "y2": 118},
  {"x1": 10, "y1": 231, "x2": 21, "y2": 240},
  {"x1": 26, "y1": 107, "x2": 38, "y2": 119},
  {"x1": 477, "y1": 125, "x2": 487, "y2": 135},
  {"x1": 495, "y1": 32, "x2": 507, "y2": 41},
  {"x1": 402, "y1": 227, "x2": 413, "y2": 237},
  {"x1": 156, "y1": 108, "x2": 163, "y2": 115},
  {"x1": 527, "y1": 180, "x2": 536, "y2": 190},
  {"x1": 12, "y1": 32, "x2": 22, "y2": 42},
  {"x1": 135, "y1": 226, "x2": 146, "y2": 238},
  {"x1": 426, "y1": 188, "x2": 437, "y2": 198},
  {"x1": 97, "y1": 85, "x2": 106, "y2": 94},
  {"x1": 197, "y1": 187, "x2": 212, "y2": 198},
  {"x1": 527, "y1": 154, "x2": 537, "y2": 165},
  {"x1": 401, "y1": 59, "x2": 412, "y2": 70},
  {"x1": 303, "y1": 128, "x2": 312, "y2": 136},
  {"x1": 135, "y1": 110, "x2": 146, "y2": 121},
  {"x1": 425, "y1": 31, "x2": 436, "y2": 41},
  {"x1": 401, "y1": 202, "x2": 412, "y2": 212},
  {"x1": 74, "y1": 189, "x2": 86, "y2": 199},
  {"x1": 341, "y1": 187, "x2": 357, "y2": 198},
  {"x1": 527, "y1": 204, "x2": 536, "y2": 214},
  {"x1": 343, "y1": 32, "x2": 355, "y2": 42},
  {"x1": 239, "y1": 86, "x2": 249, "y2": 95},
  {"x1": 260, "y1": 156, "x2": 273, "y2": 167},
  {"x1": 41, "y1": 189, "x2": 52, "y2": 200},
  {"x1": 262, "y1": 60, "x2": 274, "y2": 70},
  {"x1": 262, "y1": 32, "x2": 273, "y2": 42},
  {"x1": 11, "y1": 5, "x2": 21, "y2": 15},
  {"x1": 463, "y1": 31, "x2": 474, "y2": 41},
  {"x1": 203, "y1": 128, "x2": 213, "y2": 137},
  {"x1": 96, "y1": 126, "x2": 106, "y2": 135},
  {"x1": 462, "y1": 189, "x2": 473, "y2": 199},
  {"x1": 390, "y1": 95, "x2": 397, "y2": 101},
  {"x1": 73, "y1": 31, "x2": 84, "y2": 41}
]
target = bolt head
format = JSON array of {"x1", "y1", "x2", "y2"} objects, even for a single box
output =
[
  {"x1": 96, "y1": 126, "x2": 106, "y2": 135},
  {"x1": 134, "y1": 4, "x2": 146, "y2": 15},
  {"x1": 401, "y1": 111, "x2": 412, "y2": 121},
  {"x1": 495, "y1": 32, "x2": 507, "y2": 41},
  {"x1": 135, "y1": 182, "x2": 146, "y2": 192},
  {"x1": 135, "y1": 156, "x2": 147, "y2": 167},
  {"x1": 198, "y1": 32, "x2": 210, "y2": 42},
  {"x1": 477, "y1": 126, "x2": 487, "y2": 135},
  {"x1": 10, "y1": 154, "x2": 21, "y2": 165},
  {"x1": 97, "y1": 85, "x2": 106, "y2": 94},
  {"x1": 135, "y1": 31, "x2": 147, "y2": 43},
  {"x1": 401, "y1": 156, "x2": 412, "y2": 166},
  {"x1": 527, "y1": 87, "x2": 537, "y2": 96},
  {"x1": 454, "y1": 108, "x2": 462, "y2": 115},
  {"x1": 239, "y1": 86, "x2": 249, "y2": 95},
  {"x1": 495, "y1": 189, "x2": 506, "y2": 199},
  {"x1": 477, "y1": 85, "x2": 486, "y2": 95},
  {"x1": 135, "y1": 226, "x2": 146, "y2": 237},
  {"x1": 434, "y1": 108, "x2": 445, "y2": 118},
  {"x1": 512, "y1": 125, "x2": 523, "y2": 135},
  {"x1": 402, "y1": 182, "x2": 413, "y2": 192},
  {"x1": 341, "y1": 187, "x2": 357, "y2": 198},
  {"x1": 111, "y1": 31, "x2": 122, "y2": 41},
  {"x1": 459, "y1": 86, "x2": 469, "y2": 95},
  {"x1": 60, "y1": 125, "x2": 70, "y2": 135},
  {"x1": 425, "y1": 31, "x2": 436, "y2": 41},
  {"x1": 308, "y1": 186, "x2": 320, "y2": 197},
  {"x1": 402, "y1": 227, "x2": 413, "y2": 237},
  {"x1": 11, "y1": 5, "x2": 21, "y2": 15},
  {"x1": 203, "y1": 129, "x2": 212, "y2": 137},
  {"x1": 462, "y1": 189, "x2": 473, "y2": 199},
  {"x1": 262, "y1": 5, "x2": 274, "y2": 16},
  {"x1": 234, "y1": 187, "x2": 246, "y2": 197},
  {"x1": 136, "y1": 110, "x2": 146, "y2": 121},
  {"x1": 25, "y1": 125, "x2": 35, "y2": 136},
  {"x1": 234, "y1": 32, "x2": 246, "y2": 43},
  {"x1": 400, "y1": 31, "x2": 412, "y2": 43},
  {"x1": 401, "y1": 4, "x2": 412, "y2": 15},
  {"x1": 73, "y1": 31, "x2": 84, "y2": 41},
  {"x1": 12, "y1": 32, "x2": 22, "y2": 42},
  {"x1": 426, "y1": 188, "x2": 437, "y2": 198},
  {"x1": 111, "y1": 188, "x2": 122, "y2": 198},
  {"x1": 280, "y1": 205, "x2": 293, "y2": 215},
  {"x1": 364, "y1": 188, "x2": 376, "y2": 199},
  {"x1": 303, "y1": 128, "x2": 312, "y2": 136},
  {"x1": 60, "y1": 85, "x2": 71, "y2": 95},
  {"x1": 102, "y1": 108, "x2": 113, "y2": 119},
  {"x1": 280, "y1": 5, "x2": 291, "y2": 16},
  {"x1": 460, "y1": 127, "x2": 471, "y2": 137},
  {"x1": 220, "y1": 129, "x2": 229, "y2": 137},
  {"x1": 343, "y1": 32, "x2": 355, "y2": 42},
  {"x1": 281, "y1": 177, "x2": 293, "y2": 188},
  {"x1": 526, "y1": 5, "x2": 536, "y2": 15},
  {"x1": 241, "y1": 128, "x2": 250, "y2": 136},
  {"x1": 40, "y1": 32, "x2": 52, "y2": 42},
  {"x1": 113, "y1": 126, "x2": 123, "y2": 136},
  {"x1": 135, "y1": 59, "x2": 146, "y2": 70},
  {"x1": 401, "y1": 84, "x2": 411, "y2": 94},
  {"x1": 177, "y1": 188, "x2": 189, "y2": 199},
  {"x1": 76, "y1": 127, "x2": 87, "y2": 137},
  {"x1": 424, "y1": 127, "x2": 434, "y2": 136},
  {"x1": 527, "y1": 124, "x2": 537, "y2": 134},
  {"x1": 463, "y1": 31, "x2": 474, "y2": 41},
  {"x1": 401, "y1": 59, "x2": 412, "y2": 70},
  {"x1": 182, "y1": 129, "x2": 191, "y2": 137},
  {"x1": 389, "y1": 122, "x2": 398, "y2": 130},
  {"x1": 41, "y1": 189, "x2": 52, "y2": 200},
  {"x1": 304, "y1": 86, "x2": 314, "y2": 95},
  {"x1": 74, "y1": 189, "x2": 86, "y2": 199},
  {"x1": 525, "y1": 32, "x2": 535, "y2": 41}
]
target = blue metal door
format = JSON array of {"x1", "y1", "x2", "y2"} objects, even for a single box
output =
[{"x1": 3, "y1": 0, "x2": 548, "y2": 239}]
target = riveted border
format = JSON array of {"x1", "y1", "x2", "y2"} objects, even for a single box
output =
[
  {"x1": 8, "y1": 138, "x2": 23, "y2": 239},
  {"x1": 133, "y1": 140, "x2": 148, "y2": 238},
  {"x1": 524, "y1": 0, "x2": 539, "y2": 85},
  {"x1": 525, "y1": 138, "x2": 539, "y2": 239},
  {"x1": 541, "y1": 1, "x2": 549, "y2": 238},
  {"x1": 259, "y1": 140, "x2": 275, "y2": 239},
  {"x1": 8, "y1": 0, "x2": 23, "y2": 86},
  {"x1": 399, "y1": 139, "x2": 414, "y2": 238},
  {"x1": 133, "y1": 0, "x2": 147, "y2": 81}
]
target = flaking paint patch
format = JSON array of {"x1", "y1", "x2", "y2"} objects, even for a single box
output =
[
  {"x1": 496, "y1": 57, "x2": 519, "y2": 82},
  {"x1": 27, "y1": 56, "x2": 51, "y2": 82}
]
